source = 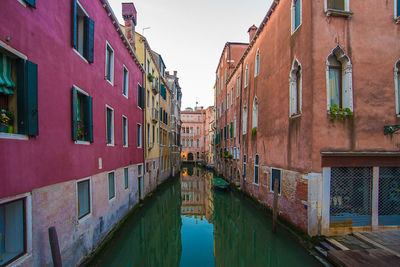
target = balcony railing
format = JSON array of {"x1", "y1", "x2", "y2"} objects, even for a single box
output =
[{"x1": 152, "y1": 108, "x2": 158, "y2": 123}]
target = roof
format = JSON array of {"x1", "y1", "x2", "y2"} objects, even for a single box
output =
[{"x1": 215, "y1": 42, "x2": 249, "y2": 73}]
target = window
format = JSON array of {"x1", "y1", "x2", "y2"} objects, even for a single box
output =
[
  {"x1": 254, "y1": 154, "x2": 259, "y2": 184},
  {"x1": 243, "y1": 155, "x2": 247, "y2": 179},
  {"x1": 327, "y1": 0, "x2": 346, "y2": 11},
  {"x1": 147, "y1": 123, "x2": 150, "y2": 148},
  {"x1": 147, "y1": 90, "x2": 150, "y2": 107},
  {"x1": 230, "y1": 121, "x2": 233, "y2": 139},
  {"x1": 122, "y1": 116, "x2": 128, "y2": 147},
  {"x1": 289, "y1": 59, "x2": 302, "y2": 116},
  {"x1": 196, "y1": 127, "x2": 200, "y2": 135},
  {"x1": 105, "y1": 42, "x2": 114, "y2": 84},
  {"x1": 292, "y1": 0, "x2": 302, "y2": 33},
  {"x1": 234, "y1": 114, "x2": 237, "y2": 138},
  {"x1": 255, "y1": 50, "x2": 260, "y2": 76},
  {"x1": 77, "y1": 179, "x2": 91, "y2": 219},
  {"x1": 197, "y1": 139, "x2": 199, "y2": 147},
  {"x1": 326, "y1": 46, "x2": 353, "y2": 111},
  {"x1": 252, "y1": 97, "x2": 258, "y2": 129},
  {"x1": 72, "y1": 1, "x2": 94, "y2": 63},
  {"x1": 106, "y1": 106, "x2": 114, "y2": 145},
  {"x1": 124, "y1": 167, "x2": 129, "y2": 189},
  {"x1": 231, "y1": 87, "x2": 234, "y2": 105},
  {"x1": 108, "y1": 172, "x2": 115, "y2": 200},
  {"x1": 122, "y1": 66, "x2": 129, "y2": 97},
  {"x1": 137, "y1": 124, "x2": 142, "y2": 148},
  {"x1": 0, "y1": 50, "x2": 38, "y2": 136},
  {"x1": 0, "y1": 198, "x2": 26, "y2": 266},
  {"x1": 152, "y1": 125, "x2": 155, "y2": 143},
  {"x1": 236, "y1": 76, "x2": 240, "y2": 98},
  {"x1": 271, "y1": 169, "x2": 282, "y2": 194},
  {"x1": 396, "y1": 0, "x2": 400, "y2": 19},
  {"x1": 237, "y1": 147, "x2": 240, "y2": 160},
  {"x1": 245, "y1": 64, "x2": 249, "y2": 87},
  {"x1": 395, "y1": 60, "x2": 400, "y2": 115},
  {"x1": 72, "y1": 86, "x2": 93, "y2": 142},
  {"x1": 137, "y1": 84, "x2": 144, "y2": 109},
  {"x1": 243, "y1": 102, "x2": 248, "y2": 135}
]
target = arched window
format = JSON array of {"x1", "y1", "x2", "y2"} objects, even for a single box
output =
[
  {"x1": 395, "y1": 59, "x2": 400, "y2": 114},
  {"x1": 326, "y1": 46, "x2": 353, "y2": 111},
  {"x1": 252, "y1": 97, "x2": 258, "y2": 128},
  {"x1": 245, "y1": 63, "x2": 249, "y2": 87},
  {"x1": 289, "y1": 58, "x2": 302, "y2": 116},
  {"x1": 242, "y1": 102, "x2": 248, "y2": 135},
  {"x1": 255, "y1": 49, "x2": 260, "y2": 76}
]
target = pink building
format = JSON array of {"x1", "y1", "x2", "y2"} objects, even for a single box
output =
[
  {"x1": 181, "y1": 107, "x2": 206, "y2": 162},
  {"x1": 0, "y1": 0, "x2": 144, "y2": 265}
]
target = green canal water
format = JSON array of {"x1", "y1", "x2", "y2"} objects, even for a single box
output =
[{"x1": 88, "y1": 165, "x2": 322, "y2": 267}]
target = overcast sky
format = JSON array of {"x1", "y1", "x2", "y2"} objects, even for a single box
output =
[{"x1": 108, "y1": 0, "x2": 273, "y2": 110}]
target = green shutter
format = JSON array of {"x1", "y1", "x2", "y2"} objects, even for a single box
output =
[
  {"x1": 17, "y1": 60, "x2": 38, "y2": 136},
  {"x1": 71, "y1": 87, "x2": 78, "y2": 140},
  {"x1": 84, "y1": 16, "x2": 94, "y2": 63},
  {"x1": 230, "y1": 122, "x2": 233, "y2": 138},
  {"x1": 25, "y1": 0, "x2": 36, "y2": 8},
  {"x1": 72, "y1": 0, "x2": 77, "y2": 48},
  {"x1": 84, "y1": 95, "x2": 93, "y2": 142}
]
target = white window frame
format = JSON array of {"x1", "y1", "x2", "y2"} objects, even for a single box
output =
[
  {"x1": 237, "y1": 147, "x2": 240, "y2": 161},
  {"x1": 255, "y1": 49, "x2": 260, "y2": 76},
  {"x1": 395, "y1": 0, "x2": 400, "y2": 19},
  {"x1": 108, "y1": 171, "x2": 116, "y2": 201},
  {"x1": 254, "y1": 154, "x2": 259, "y2": 185},
  {"x1": 122, "y1": 65, "x2": 129, "y2": 98},
  {"x1": 252, "y1": 96, "x2": 258, "y2": 129},
  {"x1": 231, "y1": 87, "x2": 234, "y2": 106},
  {"x1": 243, "y1": 102, "x2": 248, "y2": 135},
  {"x1": 137, "y1": 123, "x2": 142, "y2": 148},
  {"x1": 73, "y1": 85, "x2": 91, "y2": 145},
  {"x1": 76, "y1": 177, "x2": 92, "y2": 221},
  {"x1": 122, "y1": 115, "x2": 128, "y2": 147},
  {"x1": 237, "y1": 76, "x2": 240, "y2": 98},
  {"x1": 245, "y1": 63, "x2": 249, "y2": 87},
  {"x1": 394, "y1": 59, "x2": 400, "y2": 115},
  {"x1": 73, "y1": 2, "x2": 90, "y2": 63},
  {"x1": 324, "y1": 0, "x2": 350, "y2": 12},
  {"x1": 270, "y1": 168, "x2": 282, "y2": 195},
  {"x1": 105, "y1": 41, "x2": 114, "y2": 85},
  {"x1": 105, "y1": 105, "x2": 114, "y2": 146},
  {"x1": 0, "y1": 193, "x2": 32, "y2": 266},
  {"x1": 124, "y1": 167, "x2": 129, "y2": 190},
  {"x1": 234, "y1": 114, "x2": 237, "y2": 138},
  {"x1": 291, "y1": 0, "x2": 302, "y2": 34},
  {"x1": 326, "y1": 46, "x2": 353, "y2": 112},
  {"x1": 289, "y1": 58, "x2": 302, "y2": 117}
]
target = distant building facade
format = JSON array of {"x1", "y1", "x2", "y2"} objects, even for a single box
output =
[
  {"x1": 204, "y1": 106, "x2": 216, "y2": 165},
  {"x1": 215, "y1": 0, "x2": 400, "y2": 236},
  {"x1": 181, "y1": 107, "x2": 207, "y2": 162}
]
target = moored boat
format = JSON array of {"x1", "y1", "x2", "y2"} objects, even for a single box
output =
[{"x1": 213, "y1": 177, "x2": 229, "y2": 191}]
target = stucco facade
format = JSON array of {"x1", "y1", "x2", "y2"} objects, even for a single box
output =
[
  {"x1": 215, "y1": 0, "x2": 400, "y2": 236},
  {"x1": 0, "y1": 0, "x2": 145, "y2": 266},
  {"x1": 181, "y1": 107, "x2": 207, "y2": 162}
]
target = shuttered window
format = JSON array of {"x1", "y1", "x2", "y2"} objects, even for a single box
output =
[
  {"x1": 106, "y1": 106, "x2": 114, "y2": 145},
  {"x1": 254, "y1": 154, "x2": 259, "y2": 184},
  {"x1": 124, "y1": 168, "x2": 129, "y2": 189},
  {"x1": 137, "y1": 124, "x2": 142, "y2": 148},
  {"x1": 137, "y1": 84, "x2": 144, "y2": 109},
  {"x1": 71, "y1": 87, "x2": 93, "y2": 142},
  {"x1": 72, "y1": 1, "x2": 94, "y2": 63},
  {"x1": 271, "y1": 169, "x2": 282, "y2": 194},
  {"x1": 397, "y1": 0, "x2": 400, "y2": 17}
]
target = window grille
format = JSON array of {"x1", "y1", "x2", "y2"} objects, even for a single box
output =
[
  {"x1": 379, "y1": 167, "x2": 400, "y2": 226},
  {"x1": 330, "y1": 167, "x2": 372, "y2": 227}
]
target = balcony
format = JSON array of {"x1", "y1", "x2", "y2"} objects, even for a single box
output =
[
  {"x1": 151, "y1": 80, "x2": 159, "y2": 94},
  {"x1": 152, "y1": 108, "x2": 158, "y2": 123}
]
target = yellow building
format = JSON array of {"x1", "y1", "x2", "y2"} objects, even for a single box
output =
[{"x1": 134, "y1": 32, "x2": 163, "y2": 194}]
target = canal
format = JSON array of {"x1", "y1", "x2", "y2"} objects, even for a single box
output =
[{"x1": 88, "y1": 165, "x2": 322, "y2": 266}]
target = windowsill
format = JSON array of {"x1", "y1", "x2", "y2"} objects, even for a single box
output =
[
  {"x1": 106, "y1": 78, "x2": 114, "y2": 86},
  {"x1": 290, "y1": 113, "x2": 302, "y2": 119},
  {"x1": 7, "y1": 252, "x2": 32, "y2": 267},
  {"x1": 78, "y1": 213, "x2": 92, "y2": 224},
  {"x1": 123, "y1": 94, "x2": 128, "y2": 99},
  {"x1": 291, "y1": 24, "x2": 302, "y2": 36},
  {"x1": 0, "y1": 132, "x2": 29, "y2": 140},
  {"x1": 253, "y1": 182, "x2": 259, "y2": 186},
  {"x1": 123, "y1": 145, "x2": 128, "y2": 148},
  {"x1": 75, "y1": 140, "x2": 91, "y2": 145},
  {"x1": 109, "y1": 197, "x2": 116, "y2": 203},
  {"x1": 270, "y1": 190, "x2": 282, "y2": 196},
  {"x1": 325, "y1": 9, "x2": 353, "y2": 18},
  {"x1": 73, "y1": 48, "x2": 89, "y2": 64},
  {"x1": 107, "y1": 143, "x2": 115, "y2": 147}
]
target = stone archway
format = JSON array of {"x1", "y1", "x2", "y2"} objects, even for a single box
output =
[{"x1": 187, "y1": 153, "x2": 194, "y2": 161}]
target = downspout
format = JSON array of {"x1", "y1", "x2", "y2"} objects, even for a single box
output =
[{"x1": 143, "y1": 41, "x2": 147, "y2": 177}]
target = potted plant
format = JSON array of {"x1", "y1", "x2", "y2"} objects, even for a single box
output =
[
  {"x1": 147, "y1": 73, "x2": 154, "y2": 82},
  {"x1": 329, "y1": 104, "x2": 353, "y2": 121},
  {"x1": 0, "y1": 109, "x2": 10, "y2": 133},
  {"x1": 251, "y1": 127, "x2": 257, "y2": 137},
  {"x1": 5, "y1": 110, "x2": 14, "y2": 133}
]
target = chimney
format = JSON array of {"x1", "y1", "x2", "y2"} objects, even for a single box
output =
[
  {"x1": 166, "y1": 71, "x2": 170, "y2": 76},
  {"x1": 248, "y1": 25, "x2": 258, "y2": 43},
  {"x1": 173, "y1": 71, "x2": 177, "y2": 77},
  {"x1": 122, "y1": 3, "x2": 137, "y2": 50}
]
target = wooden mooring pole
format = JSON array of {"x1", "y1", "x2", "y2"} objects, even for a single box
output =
[
  {"x1": 48, "y1": 226, "x2": 62, "y2": 267},
  {"x1": 272, "y1": 178, "x2": 279, "y2": 234}
]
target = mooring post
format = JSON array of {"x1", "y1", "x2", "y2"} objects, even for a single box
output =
[
  {"x1": 48, "y1": 226, "x2": 62, "y2": 267},
  {"x1": 272, "y1": 178, "x2": 279, "y2": 234}
]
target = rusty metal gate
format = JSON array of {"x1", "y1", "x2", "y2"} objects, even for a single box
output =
[
  {"x1": 330, "y1": 167, "x2": 372, "y2": 227},
  {"x1": 379, "y1": 167, "x2": 400, "y2": 226}
]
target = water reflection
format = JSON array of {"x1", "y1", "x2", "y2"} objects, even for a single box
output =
[{"x1": 89, "y1": 165, "x2": 321, "y2": 267}]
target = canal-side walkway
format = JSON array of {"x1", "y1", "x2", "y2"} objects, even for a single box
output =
[{"x1": 318, "y1": 230, "x2": 400, "y2": 266}]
